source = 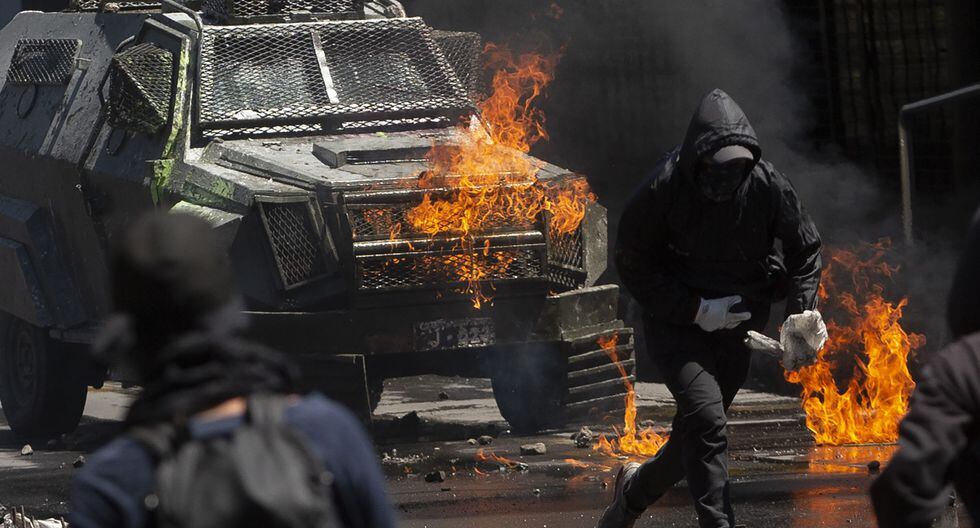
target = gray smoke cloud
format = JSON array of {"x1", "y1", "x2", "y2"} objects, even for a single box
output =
[
  {"x1": 631, "y1": 1, "x2": 886, "y2": 237},
  {"x1": 629, "y1": 0, "x2": 958, "y2": 352}
]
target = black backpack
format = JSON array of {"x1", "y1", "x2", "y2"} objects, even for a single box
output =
[{"x1": 129, "y1": 393, "x2": 341, "y2": 528}]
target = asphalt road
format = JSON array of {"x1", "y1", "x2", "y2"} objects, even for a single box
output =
[{"x1": 0, "y1": 377, "x2": 969, "y2": 527}]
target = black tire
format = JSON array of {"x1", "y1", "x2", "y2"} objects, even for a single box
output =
[
  {"x1": 490, "y1": 343, "x2": 568, "y2": 434},
  {"x1": 0, "y1": 315, "x2": 88, "y2": 438}
]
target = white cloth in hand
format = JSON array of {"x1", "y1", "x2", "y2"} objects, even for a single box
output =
[
  {"x1": 779, "y1": 310, "x2": 828, "y2": 371},
  {"x1": 694, "y1": 295, "x2": 752, "y2": 332}
]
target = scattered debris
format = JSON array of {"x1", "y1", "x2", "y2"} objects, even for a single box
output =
[
  {"x1": 466, "y1": 438, "x2": 478, "y2": 446},
  {"x1": 867, "y1": 460, "x2": 881, "y2": 474},
  {"x1": 381, "y1": 449, "x2": 425, "y2": 467},
  {"x1": 437, "y1": 391, "x2": 450, "y2": 400},
  {"x1": 20, "y1": 445, "x2": 32, "y2": 457},
  {"x1": 73, "y1": 456, "x2": 86, "y2": 469},
  {"x1": 424, "y1": 471, "x2": 447, "y2": 483},
  {"x1": 571, "y1": 426, "x2": 595, "y2": 448},
  {"x1": 477, "y1": 435, "x2": 494, "y2": 446},
  {"x1": 520, "y1": 443, "x2": 547, "y2": 456},
  {"x1": 1, "y1": 505, "x2": 68, "y2": 528}
]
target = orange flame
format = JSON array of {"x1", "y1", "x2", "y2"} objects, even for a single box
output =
[
  {"x1": 593, "y1": 334, "x2": 670, "y2": 458},
  {"x1": 475, "y1": 448, "x2": 527, "y2": 473},
  {"x1": 564, "y1": 458, "x2": 612, "y2": 471},
  {"x1": 785, "y1": 240, "x2": 926, "y2": 445},
  {"x1": 406, "y1": 45, "x2": 595, "y2": 308}
]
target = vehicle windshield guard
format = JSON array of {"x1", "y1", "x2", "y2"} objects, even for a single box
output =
[{"x1": 196, "y1": 17, "x2": 475, "y2": 139}]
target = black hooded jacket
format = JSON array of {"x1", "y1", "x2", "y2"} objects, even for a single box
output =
[
  {"x1": 871, "y1": 208, "x2": 980, "y2": 527},
  {"x1": 616, "y1": 89, "x2": 822, "y2": 325}
]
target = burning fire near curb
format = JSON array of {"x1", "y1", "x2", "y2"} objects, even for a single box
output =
[
  {"x1": 786, "y1": 241, "x2": 926, "y2": 445},
  {"x1": 592, "y1": 241, "x2": 925, "y2": 458}
]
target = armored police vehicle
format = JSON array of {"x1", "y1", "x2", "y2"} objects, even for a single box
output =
[{"x1": 0, "y1": 0, "x2": 633, "y2": 436}]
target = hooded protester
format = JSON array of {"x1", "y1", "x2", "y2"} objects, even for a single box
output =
[
  {"x1": 68, "y1": 212, "x2": 397, "y2": 528},
  {"x1": 871, "y1": 207, "x2": 980, "y2": 527},
  {"x1": 597, "y1": 89, "x2": 823, "y2": 528}
]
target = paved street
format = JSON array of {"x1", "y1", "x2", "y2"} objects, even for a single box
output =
[{"x1": 0, "y1": 377, "x2": 968, "y2": 527}]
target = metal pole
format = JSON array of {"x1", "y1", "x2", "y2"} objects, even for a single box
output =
[{"x1": 898, "y1": 82, "x2": 980, "y2": 245}]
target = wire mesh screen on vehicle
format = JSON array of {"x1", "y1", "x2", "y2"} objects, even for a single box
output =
[
  {"x1": 106, "y1": 43, "x2": 175, "y2": 135},
  {"x1": 431, "y1": 30, "x2": 483, "y2": 99},
  {"x1": 259, "y1": 201, "x2": 330, "y2": 289},
  {"x1": 198, "y1": 18, "x2": 473, "y2": 137},
  {"x1": 72, "y1": 0, "x2": 162, "y2": 9},
  {"x1": 6, "y1": 39, "x2": 82, "y2": 86},
  {"x1": 547, "y1": 228, "x2": 586, "y2": 290},
  {"x1": 203, "y1": 0, "x2": 362, "y2": 22},
  {"x1": 356, "y1": 248, "x2": 544, "y2": 291}
]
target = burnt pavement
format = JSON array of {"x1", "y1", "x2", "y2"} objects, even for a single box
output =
[{"x1": 0, "y1": 376, "x2": 967, "y2": 527}]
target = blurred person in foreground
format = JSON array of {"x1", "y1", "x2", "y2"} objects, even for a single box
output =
[
  {"x1": 872, "y1": 207, "x2": 980, "y2": 527},
  {"x1": 68, "y1": 212, "x2": 397, "y2": 528},
  {"x1": 597, "y1": 89, "x2": 824, "y2": 528}
]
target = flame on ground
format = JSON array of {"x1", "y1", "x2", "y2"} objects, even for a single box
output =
[
  {"x1": 475, "y1": 448, "x2": 527, "y2": 473},
  {"x1": 405, "y1": 45, "x2": 595, "y2": 308},
  {"x1": 785, "y1": 240, "x2": 926, "y2": 445},
  {"x1": 593, "y1": 334, "x2": 670, "y2": 458},
  {"x1": 564, "y1": 458, "x2": 612, "y2": 471}
]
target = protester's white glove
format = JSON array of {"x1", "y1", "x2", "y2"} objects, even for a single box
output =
[
  {"x1": 779, "y1": 310, "x2": 828, "y2": 371},
  {"x1": 694, "y1": 295, "x2": 752, "y2": 332}
]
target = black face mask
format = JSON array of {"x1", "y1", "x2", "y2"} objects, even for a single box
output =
[{"x1": 696, "y1": 159, "x2": 752, "y2": 201}]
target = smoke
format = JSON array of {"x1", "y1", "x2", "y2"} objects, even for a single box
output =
[
  {"x1": 404, "y1": 0, "x2": 963, "y2": 354},
  {"x1": 620, "y1": 1, "x2": 960, "y2": 356},
  {"x1": 619, "y1": 1, "x2": 883, "y2": 238}
]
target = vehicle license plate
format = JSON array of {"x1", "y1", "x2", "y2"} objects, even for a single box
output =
[{"x1": 414, "y1": 318, "x2": 496, "y2": 352}]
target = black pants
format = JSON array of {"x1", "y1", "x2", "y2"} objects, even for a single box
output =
[{"x1": 624, "y1": 320, "x2": 753, "y2": 528}]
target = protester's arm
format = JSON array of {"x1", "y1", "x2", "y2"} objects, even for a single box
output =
[
  {"x1": 615, "y1": 173, "x2": 700, "y2": 324},
  {"x1": 772, "y1": 170, "x2": 822, "y2": 317},
  {"x1": 871, "y1": 343, "x2": 980, "y2": 528}
]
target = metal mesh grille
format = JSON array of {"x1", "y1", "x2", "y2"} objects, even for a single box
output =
[
  {"x1": 431, "y1": 30, "x2": 483, "y2": 99},
  {"x1": 347, "y1": 204, "x2": 533, "y2": 241},
  {"x1": 106, "y1": 43, "x2": 174, "y2": 135},
  {"x1": 6, "y1": 39, "x2": 81, "y2": 86},
  {"x1": 73, "y1": 0, "x2": 161, "y2": 9},
  {"x1": 357, "y1": 248, "x2": 543, "y2": 291},
  {"x1": 203, "y1": 0, "x2": 361, "y2": 21},
  {"x1": 200, "y1": 117, "x2": 452, "y2": 140},
  {"x1": 547, "y1": 228, "x2": 586, "y2": 290},
  {"x1": 198, "y1": 19, "x2": 472, "y2": 136},
  {"x1": 260, "y1": 201, "x2": 329, "y2": 288}
]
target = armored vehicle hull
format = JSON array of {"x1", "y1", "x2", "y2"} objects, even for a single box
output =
[{"x1": 0, "y1": 1, "x2": 634, "y2": 436}]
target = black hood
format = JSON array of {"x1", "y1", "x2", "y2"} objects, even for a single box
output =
[
  {"x1": 678, "y1": 89, "x2": 763, "y2": 179},
  {"x1": 948, "y1": 208, "x2": 980, "y2": 339}
]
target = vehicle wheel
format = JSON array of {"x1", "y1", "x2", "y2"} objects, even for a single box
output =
[
  {"x1": 490, "y1": 343, "x2": 567, "y2": 434},
  {"x1": 0, "y1": 316, "x2": 88, "y2": 438},
  {"x1": 491, "y1": 329, "x2": 635, "y2": 434}
]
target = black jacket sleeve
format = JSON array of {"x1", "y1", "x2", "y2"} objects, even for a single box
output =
[
  {"x1": 615, "y1": 169, "x2": 700, "y2": 324},
  {"x1": 870, "y1": 339, "x2": 980, "y2": 528},
  {"x1": 771, "y1": 170, "x2": 822, "y2": 317}
]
